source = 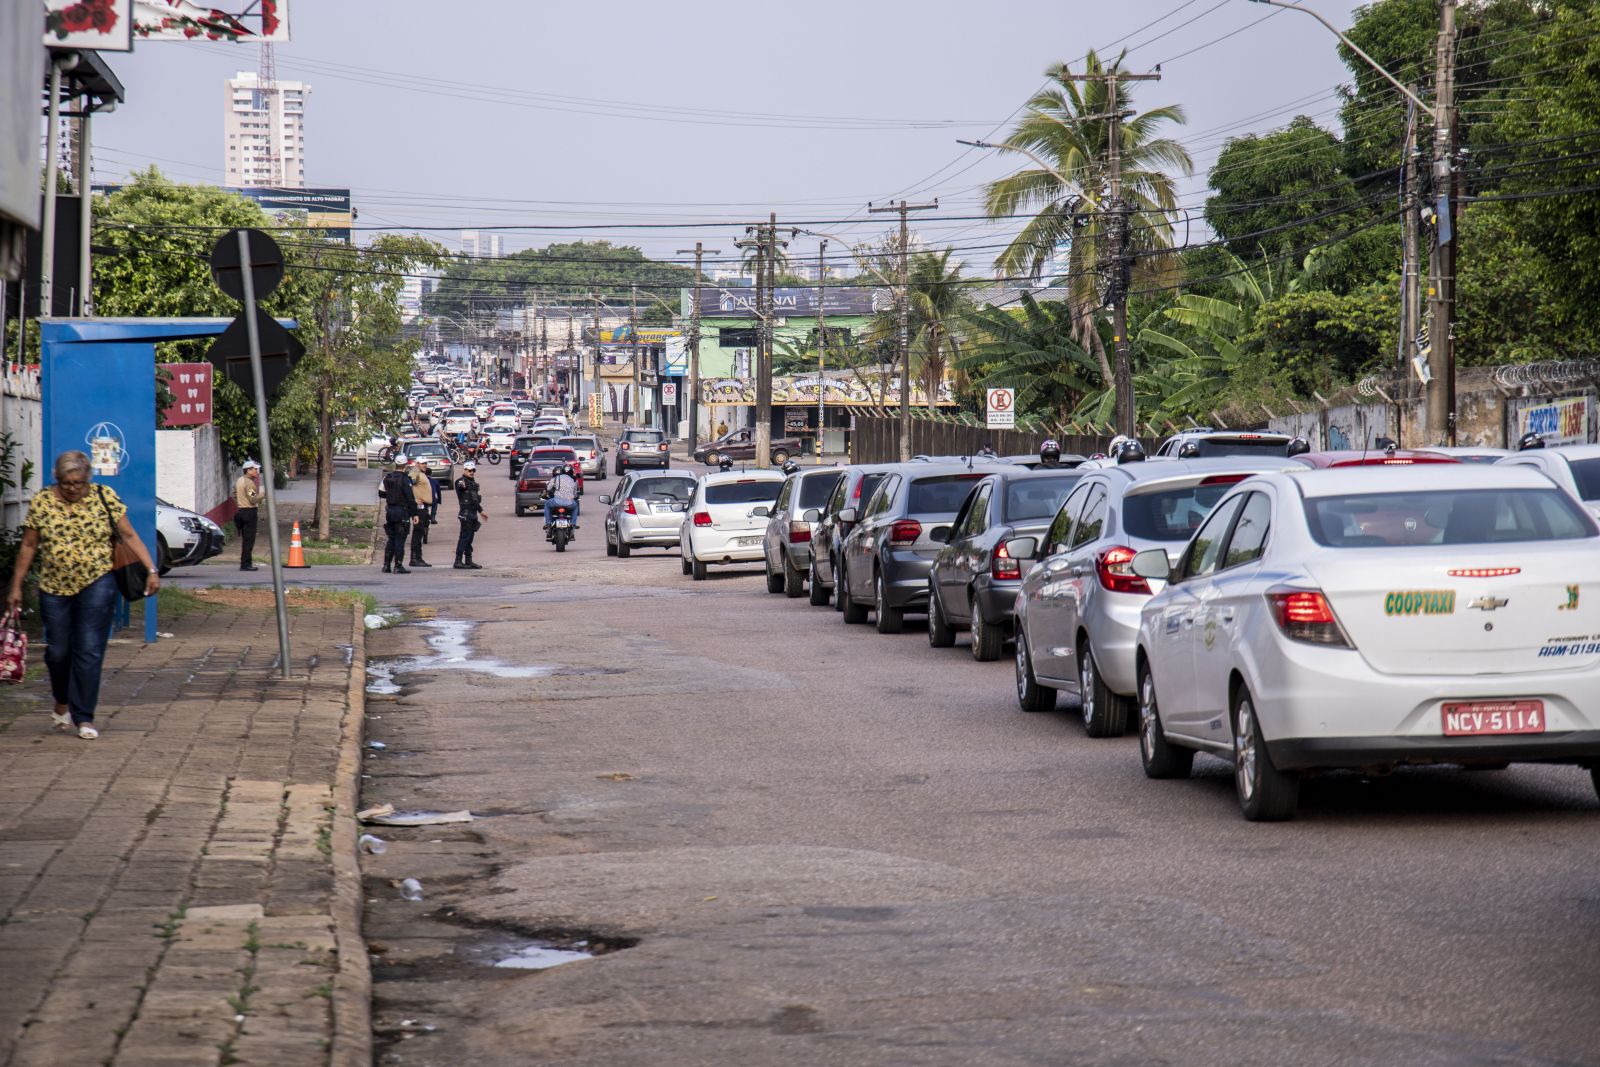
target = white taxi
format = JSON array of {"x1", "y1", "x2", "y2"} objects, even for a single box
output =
[
  {"x1": 1131, "y1": 465, "x2": 1600, "y2": 820},
  {"x1": 679, "y1": 470, "x2": 786, "y2": 581}
]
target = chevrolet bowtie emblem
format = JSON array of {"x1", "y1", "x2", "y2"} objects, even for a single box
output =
[{"x1": 1466, "y1": 594, "x2": 1509, "y2": 611}]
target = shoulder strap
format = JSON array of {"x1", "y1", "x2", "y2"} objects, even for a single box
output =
[{"x1": 97, "y1": 486, "x2": 123, "y2": 543}]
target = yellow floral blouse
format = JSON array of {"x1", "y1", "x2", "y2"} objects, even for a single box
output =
[{"x1": 24, "y1": 485, "x2": 126, "y2": 596}]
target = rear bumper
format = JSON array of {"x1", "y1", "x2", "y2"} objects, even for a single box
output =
[
  {"x1": 619, "y1": 454, "x2": 669, "y2": 469},
  {"x1": 617, "y1": 514, "x2": 683, "y2": 546},
  {"x1": 1268, "y1": 732, "x2": 1600, "y2": 770},
  {"x1": 973, "y1": 579, "x2": 1022, "y2": 628},
  {"x1": 883, "y1": 553, "x2": 935, "y2": 609},
  {"x1": 781, "y1": 540, "x2": 813, "y2": 570},
  {"x1": 687, "y1": 528, "x2": 764, "y2": 562}
]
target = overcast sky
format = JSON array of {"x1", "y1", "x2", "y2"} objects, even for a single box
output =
[{"x1": 94, "y1": 0, "x2": 1367, "y2": 274}]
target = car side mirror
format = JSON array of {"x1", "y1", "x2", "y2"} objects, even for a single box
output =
[
  {"x1": 751, "y1": 505, "x2": 771, "y2": 518},
  {"x1": 838, "y1": 507, "x2": 858, "y2": 524},
  {"x1": 929, "y1": 526, "x2": 951, "y2": 543},
  {"x1": 1131, "y1": 548, "x2": 1172, "y2": 582},
  {"x1": 597, "y1": 494, "x2": 611, "y2": 505},
  {"x1": 1002, "y1": 536, "x2": 1038, "y2": 561},
  {"x1": 802, "y1": 509, "x2": 820, "y2": 523}
]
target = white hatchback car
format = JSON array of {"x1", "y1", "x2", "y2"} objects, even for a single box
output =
[
  {"x1": 1497, "y1": 443, "x2": 1600, "y2": 518},
  {"x1": 679, "y1": 470, "x2": 785, "y2": 581},
  {"x1": 1132, "y1": 465, "x2": 1600, "y2": 820}
]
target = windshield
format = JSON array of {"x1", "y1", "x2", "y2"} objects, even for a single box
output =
[
  {"x1": 626, "y1": 430, "x2": 665, "y2": 444},
  {"x1": 853, "y1": 472, "x2": 888, "y2": 508},
  {"x1": 1305, "y1": 489, "x2": 1595, "y2": 547},
  {"x1": 1190, "y1": 438, "x2": 1289, "y2": 457},
  {"x1": 799, "y1": 472, "x2": 843, "y2": 509},
  {"x1": 529, "y1": 450, "x2": 577, "y2": 464},
  {"x1": 705, "y1": 480, "x2": 782, "y2": 505},
  {"x1": 513, "y1": 437, "x2": 538, "y2": 449},
  {"x1": 632, "y1": 477, "x2": 697, "y2": 502},
  {"x1": 1124, "y1": 483, "x2": 1240, "y2": 541},
  {"x1": 445, "y1": 408, "x2": 474, "y2": 418},
  {"x1": 1004, "y1": 475, "x2": 1081, "y2": 521},
  {"x1": 908, "y1": 474, "x2": 986, "y2": 515},
  {"x1": 1568, "y1": 458, "x2": 1600, "y2": 501},
  {"x1": 406, "y1": 444, "x2": 447, "y2": 458},
  {"x1": 559, "y1": 437, "x2": 596, "y2": 450}
]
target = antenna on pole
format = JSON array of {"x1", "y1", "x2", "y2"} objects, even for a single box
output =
[{"x1": 258, "y1": 41, "x2": 279, "y2": 186}]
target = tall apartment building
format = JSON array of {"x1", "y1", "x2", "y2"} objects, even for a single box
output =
[
  {"x1": 223, "y1": 71, "x2": 310, "y2": 187},
  {"x1": 461, "y1": 230, "x2": 504, "y2": 259}
]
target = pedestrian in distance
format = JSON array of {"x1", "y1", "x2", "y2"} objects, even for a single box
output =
[
  {"x1": 5, "y1": 450, "x2": 160, "y2": 740},
  {"x1": 234, "y1": 459, "x2": 264, "y2": 570},
  {"x1": 378, "y1": 458, "x2": 419, "y2": 574},
  {"x1": 407, "y1": 460, "x2": 434, "y2": 567},
  {"x1": 453, "y1": 461, "x2": 488, "y2": 569}
]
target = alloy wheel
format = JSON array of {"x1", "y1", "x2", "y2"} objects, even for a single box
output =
[
  {"x1": 1139, "y1": 672, "x2": 1158, "y2": 761},
  {"x1": 1079, "y1": 653, "x2": 1097, "y2": 730},
  {"x1": 1235, "y1": 698, "x2": 1259, "y2": 803}
]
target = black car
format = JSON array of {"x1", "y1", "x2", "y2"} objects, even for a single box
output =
[
  {"x1": 507, "y1": 434, "x2": 541, "y2": 479},
  {"x1": 926, "y1": 468, "x2": 1083, "y2": 660},
  {"x1": 807, "y1": 463, "x2": 902, "y2": 610},
  {"x1": 616, "y1": 427, "x2": 670, "y2": 474}
]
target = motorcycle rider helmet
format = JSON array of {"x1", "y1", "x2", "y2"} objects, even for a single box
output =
[
  {"x1": 718, "y1": 455, "x2": 734, "y2": 472},
  {"x1": 1039, "y1": 439, "x2": 1061, "y2": 463},
  {"x1": 781, "y1": 459, "x2": 801, "y2": 475},
  {"x1": 1114, "y1": 439, "x2": 1146, "y2": 464},
  {"x1": 1286, "y1": 436, "x2": 1312, "y2": 458},
  {"x1": 1517, "y1": 431, "x2": 1546, "y2": 451},
  {"x1": 1177, "y1": 440, "x2": 1202, "y2": 458}
]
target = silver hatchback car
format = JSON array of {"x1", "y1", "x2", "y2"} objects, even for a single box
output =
[
  {"x1": 760, "y1": 467, "x2": 844, "y2": 599},
  {"x1": 600, "y1": 469, "x2": 700, "y2": 558},
  {"x1": 1013, "y1": 456, "x2": 1301, "y2": 736}
]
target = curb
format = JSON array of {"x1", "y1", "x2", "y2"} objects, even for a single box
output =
[{"x1": 329, "y1": 604, "x2": 371, "y2": 1067}]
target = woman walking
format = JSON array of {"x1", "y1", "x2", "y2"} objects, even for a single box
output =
[{"x1": 5, "y1": 451, "x2": 159, "y2": 739}]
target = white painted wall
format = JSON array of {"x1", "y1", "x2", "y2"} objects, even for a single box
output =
[
  {"x1": 156, "y1": 423, "x2": 228, "y2": 516},
  {"x1": 1, "y1": 366, "x2": 42, "y2": 531}
]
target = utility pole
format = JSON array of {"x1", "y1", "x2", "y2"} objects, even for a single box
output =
[
  {"x1": 1427, "y1": 0, "x2": 1459, "y2": 445},
  {"x1": 867, "y1": 198, "x2": 938, "y2": 461},
  {"x1": 565, "y1": 311, "x2": 575, "y2": 404},
  {"x1": 676, "y1": 242, "x2": 720, "y2": 452},
  {"x1": 629, "y1": 284, "x2": 642, "y2": 427},
  {"x1": 591, "y1": 290, "x2": 604, "y2": 430},
  {"x1": 1399, "y1": 87, "x2": 1422, "y2": 443},
  {"x1": 815, "y1": 239, "x2": 828, "y2": 461},
  {"x1": 1063, "y1": 66, "x2": 1159, "y2": 437}
]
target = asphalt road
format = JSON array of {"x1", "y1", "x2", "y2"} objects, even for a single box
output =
[{"x1": 257, "y1": 461, "x2": 1598, "y2": 1066}]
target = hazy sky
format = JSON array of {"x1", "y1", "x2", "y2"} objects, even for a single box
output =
[{"x1": 93, "y1": 0, "x2": 1367, "y2": 273}]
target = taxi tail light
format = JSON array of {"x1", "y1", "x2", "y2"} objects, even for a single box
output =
[
  {"x1": 1097, "y1": 545, "x2": 1151, "y2": 594},
  {"x1": 1266, "y1": 587, "x2": 1351, "y2": 647},
  {"x1": 888, "y1": 519, "x2": 922, "y2": 546},
  {"x1": 789, "y1": 521, "x2": 812, "y2": 544},
  {"x1": 623, "y1": 498, "x2": 637, "y2": 515},
  {"x1": 692, "y1": 511, "x2": 714, "y2": 528},
  {"x1": 620, "y1": 442, "x2": 631, "y2": 451},
  {"x1": 991, "y1": 541, "x2": 1022, "y2": 581}
]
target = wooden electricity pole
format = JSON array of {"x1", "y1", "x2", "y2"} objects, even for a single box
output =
[
  {"x1": 676, "y1": 242, "x2": 720, "y2": 452},
  {"x1": 867, "y1": 198, "x2": 937, "y2": 460}
]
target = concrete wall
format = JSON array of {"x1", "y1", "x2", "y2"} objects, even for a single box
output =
[
  {"x1": 1, "y1": 366, "x2": 42, "y2": 530},
  {"x1": 156, "y1": 423, "x2": 229, "y2": 519}
]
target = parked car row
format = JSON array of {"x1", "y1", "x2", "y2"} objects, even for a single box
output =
[{"x1": 597, "y1": 432, "x2": 1600, "y2": 821}]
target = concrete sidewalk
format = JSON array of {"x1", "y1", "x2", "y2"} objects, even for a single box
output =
[{"x1": 0, "y1": 598, "x2": 369, "y2": 1067}]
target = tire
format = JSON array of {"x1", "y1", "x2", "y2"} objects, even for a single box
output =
[
  {"x1": 783, "y1": 554, "x2": 805, "y2": 598},
  {"x1": 692, "y1": 559, "x2": 708, "y2": 581},
  {"x1": 1138, "y1": 664, "x2": 1194, "y2": 779},
  {"x1": 606, "y1": 535, "x2": 617, "y2": 557},
  {"x1": 681, "y1": 553, "x2": 692, "y2": 576},
  {"x1": 1591, "y1": 767, "x2": 1600, "y2": 805},
  {"x1": 1014, "y1": 630, "x2": 1056, "y2": 712},
  {"x1": 514, "y1": 504, "x2": 525, "y2": 517},
  {"x1": 764, "y1": 552, "x2": 785, "y2": 594},
  {"x1": 487, "y1": 452, "x2": 502, "y2": 465},
  {"x1": 927, "y1": 583, "x2": 956, "y2": 648},
  {"x1": 704, "y1": 451, "x2": 720, "y2": 468},
  {"x1": 616, "y1": 538, "x2": 632, "y2": 558},
  {"x1": 157, "y1": 536, "x2": 173, "y2": 577},
  {"x1": 874, "y1": 571, "x2": 904, "y2": 634},
  {"x1": 1078, "y1": 643, "x2": 1130, "y2": 738},
  {"x1": 969, "y1": 596, "x2": 1003, "y2": 662},
  {"x1": 553, "y1": 529, "x2": 569, "y2": 552},
  {"x1": 1232, "y1": 687, "x2": 1300, "y2": 821},
  {"x1": 831, "y1": 556, "x2": 846, "y2": 613},
  {"x1": 808, "y1": 558, "x2": 831, "y2": 606},
  {"x1": 772, "y1": 449, "x2": 791, "y2": 465},
  {"x1": 841, "y1": 568, "x2": 868, "y2": 624}
]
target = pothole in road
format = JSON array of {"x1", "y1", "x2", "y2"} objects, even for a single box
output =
[
  {"x1": 366, "y1": 618, "x2": 556, "y2": 693},
  {"x1": 370, "y1": 916, "x2": 637, "y2": 982}
]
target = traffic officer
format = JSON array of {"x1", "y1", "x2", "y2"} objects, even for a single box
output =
[
  {"x1": 453, "y1": 461, "x2": 487, "y2": 569},
  {"x1": 234, "y1": 459, "x2": 264, "y2": 571},
  {"x1": 377, "y1": 458, "x2": 418, "y2": 574},
  {"x1": 407, "y1": 460, "x2": 434, "y2": 567}
]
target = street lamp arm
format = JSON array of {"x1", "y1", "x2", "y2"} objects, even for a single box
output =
[{"x1": 1247, "y1": 0, "x2": 1434, "y2": 117}]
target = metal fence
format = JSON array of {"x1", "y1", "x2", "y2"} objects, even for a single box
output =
[{"x1": 851, "y1": 415, "x2": 1141, "y2": 463}]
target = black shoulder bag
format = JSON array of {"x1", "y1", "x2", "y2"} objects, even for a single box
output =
[{"x1": 98, "y1": 487, "x2": 151, "y2": 601}]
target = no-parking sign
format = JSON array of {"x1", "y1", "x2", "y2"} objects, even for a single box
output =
[{"x1": 986, "y1": 388, "x2": 1015, "y2": 429}]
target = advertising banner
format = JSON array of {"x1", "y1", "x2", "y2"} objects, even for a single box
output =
[
  {"x1": 695, "y1": 286, "x2": 895, "y2": 319},
  {"x1": 1514, "y1": 395, "x2": 1592, "y2": 447},
  {"x1": 45, "y1": 0, "x2": 133, "y2": 51},
  {"x1": 700, "y1": 374, "x2": 954, "y2": 408},
  {"x1": 159, "y1": 363, "x2": 214, "y2": 427},
  {"x1": 131, "y1": 0, "x2": 289, "y2": 42}
]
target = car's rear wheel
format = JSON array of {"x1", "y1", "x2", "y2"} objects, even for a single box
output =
[
  {"x1": 1014, "y1": 631, "x2": 1056, "y2": 712},
  {"x1": 841, "y1": 568, "x2": 867, "y2": 624},
  {"x1": 1590, "y1": 766, "x2": 1600, "y2": 804},
  {"x1": 1232, "y1": 687, "x2": 1299, "y2": 821},
  {"x1": 783, "y1": 555, "x2": 805, "y2": 598},
  {"x1": 1138, "y1": 664, "x2": 1194, "y2": 779},
  {"x1": 969, "y1": 596, "x2": 1002, "y2": 662},
  {"x1": 704, "y1": 451, "x2": 720, "y2": 468},
  {"x1": 514, "y1": 504, "x2": 525, "y2": 517},
  {"x1": 1078, "y1": 644, "x2": 1129, "y2": 738},
  {"x1": 874, "y1": 572, "x2": 904, "y2": 634},
  {"x1": 616, "y1": 538, "x2": 631, "y2": 558},
  {"x1": 605, "y1": 534, "x2": 617, "y2": 557},
  {"x1": 680, "y1": 552, "x2": 692, "y2": 576},
  {"x1": 692, "y1": 559, "x2": 708, "y2": 581},
  {"x1": 157, "y1": 536, "x2": 173, "y2": 577},
  {"x1": 927, "y1": 583, "x2": 955, "y2": 647},
  {"x1": 808, "y1": 558, "x2": 830, "y2": 606},
  {"x1": 831, "y1": 556, "x2": 846, "y2": 613},
  {"x1": 764, "y1": 552, "x2": 785, "y2": 594}
]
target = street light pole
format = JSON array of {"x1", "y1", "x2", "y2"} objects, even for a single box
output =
[
  {"x1": 676, "y1": 242, "x2": 720, "y2": 452},
  {"x1": 868, "y1": 199, "x2": 937, "y2": 461}
]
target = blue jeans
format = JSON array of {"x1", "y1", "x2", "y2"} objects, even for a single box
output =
[
  {"x1": 544, "y1": 497, "x2": 578, "y2": 525},
  {"x1": 38, "y1": 571, "x2": 118, "y2": 725}
]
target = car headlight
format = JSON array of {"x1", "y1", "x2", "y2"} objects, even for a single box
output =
[{"x1": 179, "y1": 516, "x2": 205, "y2": 532}]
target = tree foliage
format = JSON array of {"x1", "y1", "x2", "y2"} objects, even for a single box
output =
[{"x1": 422, "y1": 241, "x2": 693, "y2": 324}]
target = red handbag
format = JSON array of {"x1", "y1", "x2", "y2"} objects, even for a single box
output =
[{"x1": 0, "y1": 609, "x2": 26, "y2": 684}]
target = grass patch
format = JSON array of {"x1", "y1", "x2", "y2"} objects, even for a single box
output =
[
  {"x1": 302, "y1": 550, "x2": 361, "y2": 566},
  {"x1": 156, "y1": 585, "x2": 377, "y2": 618}
]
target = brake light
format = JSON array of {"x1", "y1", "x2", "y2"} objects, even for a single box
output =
[
  {"x1": 1200, "y1": 474, "x2": 1249, "y2": 485},
  {"x1": 888, "y1": 519, "x2": 922, "y2": 546},
  {"x1": 621, "y1": 442, "x2": 631, "y2": 451},
  {"x1": 518, "y1": 479, "x2": 535, "y2": 492},
  {"x1": 658, "y1": 442, "x2": 669, "y2": 452},
  {"x1": 1447, "y1": 567, "x2": 1521, "y2": 578},
  {"x1": 1096, "y1": 545, "x2": 1151, "y2": 594},
  {"x1": 852, "y1": 480, "x2": 862, "y2": 500},
  {"x1": 623, "y1": 498, "x2": 637, "y2": 515},
  {"x1": 692, "y1": 511, "x2": 713, "y2": 527},
  {"x1": 1266, "y1": 587, "x2": 1351, "y2": 646},
  {"x1": 991, "y1": 541, "x2": 1021, "y2": 581},
  {"x1": 789, "y1": 521, "x2": 811, "y2": 544}
]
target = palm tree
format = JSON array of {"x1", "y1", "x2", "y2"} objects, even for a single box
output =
[
  {"x1": 957, "y1": 293, "x2": 1100, "y2": 421},
  {"x1": 982, "y1": 50, "x2": 1192, "y2": 396},
  {"x1": 907, "y1": 249, "x2": 975, "y2": 411}
]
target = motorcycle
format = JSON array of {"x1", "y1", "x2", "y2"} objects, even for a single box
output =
[{"x1": 545, "y1": 501, "x2": 575, "y2": 552}]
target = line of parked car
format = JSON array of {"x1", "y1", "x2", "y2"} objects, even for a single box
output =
[{"x1": 597, "y1": 427, "x2": 1600, "y2": 820}]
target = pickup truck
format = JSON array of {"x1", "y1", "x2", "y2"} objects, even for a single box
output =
[{"x1": 691, "y1": 427, "x2": 801, "y2": 467}]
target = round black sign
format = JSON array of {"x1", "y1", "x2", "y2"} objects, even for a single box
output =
[{"x1": 209, "y1": 228, "x2": 284, "y2": 302}]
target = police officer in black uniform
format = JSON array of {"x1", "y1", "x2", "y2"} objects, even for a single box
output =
[
  {"x1": 453, "y1": 460, "x2": 488, "y2": 569},
  {"x1": 377, "y1": 458, "x2": 418, "y2": 574}
]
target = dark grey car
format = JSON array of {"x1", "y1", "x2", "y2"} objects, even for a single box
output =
[
  {"x1": 808, "y1": 463, "x2": 901, "y2": 610},
  {"x1": 838, "y1": 464, "x2": 989, "y2": 635},
  {"x1": 926, "y1": 468, "x2": 1083, "y2": 660},
  {"x1": 760, "y1": 467, "x2": 844, "y2": 599}
]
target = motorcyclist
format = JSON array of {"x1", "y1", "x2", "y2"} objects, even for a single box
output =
[
  {"x1": 543, "y1": 463, "x2": 581, "y2": 535},
  {"x1": 1036, "y1": 439, "x2": 1066, "y2": 469},
  {"x1": 1517, "y1": 431, "x2": 1546, "y2": 451},
  {"x1": 976, "y1": 441, "x2": 998, "y2": 458}
]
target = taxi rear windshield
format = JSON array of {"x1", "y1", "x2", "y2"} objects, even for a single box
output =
[
  {"x1": 1124, "y1": 483, "x2": 1239, "y2": 541},
  {"x1": 1304, "y1": 489, "x2": 1595, "y2": 547},
  {"x1": 1005, "y1": 475, "x2": 1080, "y2": 521},
  {"x1": 705, "y1": 480, "x2": 782, "y2": 505},
  {"x1": 633, "y1": 477, "x2": 696, "y2": 501},
  {"x1": 1187, "y1": 438, "x2": 1288, "y2": 457},
  {"x1": 908, "y1": 474, "x2": 986, "y2": 515}
]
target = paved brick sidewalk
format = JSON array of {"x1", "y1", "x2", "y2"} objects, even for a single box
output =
[{"x1": 0, "y1": 599, "x2": 368, "y2": 1067}]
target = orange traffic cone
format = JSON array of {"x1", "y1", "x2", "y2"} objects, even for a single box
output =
[{"x1": 284, "y1": 521, "x2": 311, "y2": 569}]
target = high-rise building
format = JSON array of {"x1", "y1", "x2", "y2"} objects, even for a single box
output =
[
  {"x1": 223, "y1": 71, "x2": 310, "y2": 187},
  {"x1": 461, "y1": 230, "x2": 503, "y2": 259}
]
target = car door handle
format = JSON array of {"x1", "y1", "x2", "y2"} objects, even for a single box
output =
[
  {"x1": 1220, "y1": 611, "x2": 1235, "y2": 624},
  {"x1": 1069, "y1": 565, "x2": 1089, "y2": 577}
]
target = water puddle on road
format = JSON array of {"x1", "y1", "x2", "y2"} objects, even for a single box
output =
[
  {"x1": 491, "y1": 943, "x2": 594, "y2": 970},
  {"x1": 366, "y1": 618, "x2": 554, "y2": 694}
]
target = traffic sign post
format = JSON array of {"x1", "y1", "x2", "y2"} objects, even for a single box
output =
[{"x1": 986, "y1": 388, "x2": 1016, "y2": 430}]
